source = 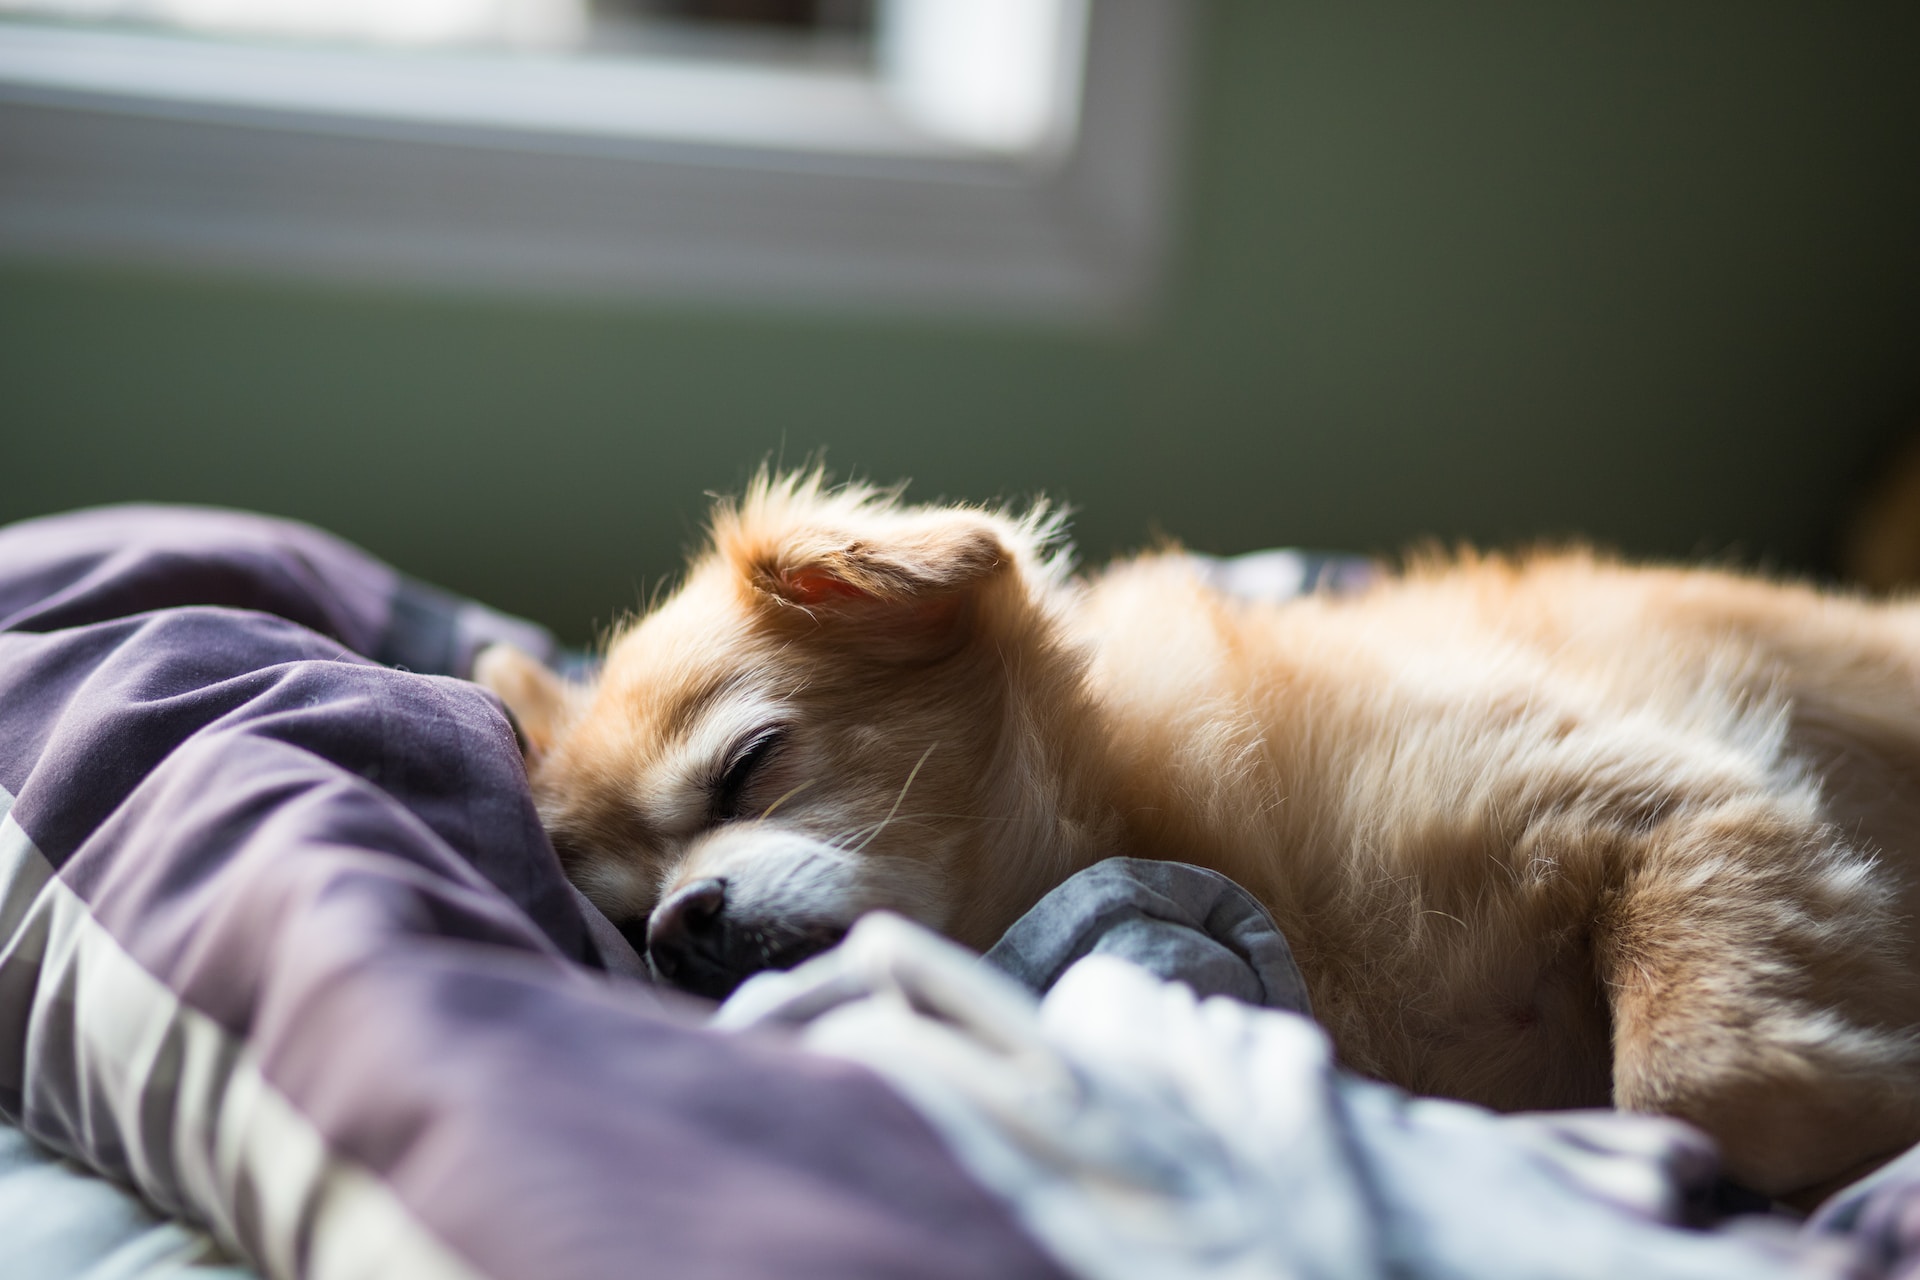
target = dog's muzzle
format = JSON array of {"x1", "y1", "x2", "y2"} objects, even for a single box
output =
[{"x1": 645, "y1": 877, "x2": 847, "y2": 1000}]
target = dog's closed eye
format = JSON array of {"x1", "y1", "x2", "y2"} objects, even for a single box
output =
[{"x1": 712, "y1": 726, "x2": 785, "y2": 822}]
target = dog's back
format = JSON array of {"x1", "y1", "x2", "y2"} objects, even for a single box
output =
[{"x1": 1078, "y1": 549, "x2": 1920, "y2": 1195}]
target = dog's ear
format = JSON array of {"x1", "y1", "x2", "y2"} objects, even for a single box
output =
[
  {"x1": 729, "y1": 509, "x2": 1018, "y2": 659},
  {"x1": 754, "y1": 515, "x2": 1010, "y2": 608},
  {"x1": 473, "y1": 643, "x2": 577, "y2": 761}
]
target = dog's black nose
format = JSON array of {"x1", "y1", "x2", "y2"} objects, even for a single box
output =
[
  {"x1": 645, "y1": 877, "x2": 849, "y2": 1000},
  {"x1": 646, "y1": 878, "x2": 734, "y2": 996}
]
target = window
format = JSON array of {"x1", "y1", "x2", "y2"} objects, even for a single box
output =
[{"x1": 0, "y1": 0, "x2": 1187, "y2": 320}]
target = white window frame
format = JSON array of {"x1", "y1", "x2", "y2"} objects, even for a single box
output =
[{"x1": 0, "y1": 0, "x2": 1189, "y2": 322}]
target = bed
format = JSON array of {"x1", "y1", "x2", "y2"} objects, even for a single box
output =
[{"x1": 2, "y1": 505, "x2": 1913, "y2": 1280}]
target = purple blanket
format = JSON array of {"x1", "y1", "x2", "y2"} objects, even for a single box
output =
[{"x1": 0, "y1": 506, "x2": 1063, "y2": 1280}]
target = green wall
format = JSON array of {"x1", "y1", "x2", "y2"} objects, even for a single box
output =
[{"x1": 4, "y1": 3, "x2": 1918, "y2": 644}]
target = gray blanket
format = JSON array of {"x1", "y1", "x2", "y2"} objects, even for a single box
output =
[{"x1": 984, "y1": 856, "x2": 1313, "y2": 1015}]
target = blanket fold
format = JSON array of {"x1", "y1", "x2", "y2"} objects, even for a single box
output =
[{"x1": 983, "y1": 856, "x2": 1313, "y2": 1014}]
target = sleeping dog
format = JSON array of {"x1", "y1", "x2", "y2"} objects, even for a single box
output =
[{"x1": 478, "y1": 470, "x2": 1920, "y2": 1201}]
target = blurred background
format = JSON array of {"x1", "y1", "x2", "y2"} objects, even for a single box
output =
[{"x1": 2, "y1": 1, "x2": 1917, "y2": 644}]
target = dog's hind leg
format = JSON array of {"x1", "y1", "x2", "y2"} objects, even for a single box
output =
[{"x1": 1600, "y1": 798, "x2": 1920, "y2": 1199}]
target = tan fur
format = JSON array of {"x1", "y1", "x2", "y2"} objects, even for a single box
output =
[{"x1": 481, "y1": 472, "x2": 1920, "y2": 1198}]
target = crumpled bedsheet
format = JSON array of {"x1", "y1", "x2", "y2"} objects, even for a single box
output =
[
  {"x1": 0, "y1": 1120, "x2": 250, "y2": 1280},
  {"x1": 720, "y1": 912, "x2": 1847, "y2": 1280}
]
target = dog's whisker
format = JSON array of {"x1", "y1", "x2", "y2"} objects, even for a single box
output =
[
  {"x1": 854, "y1": 744, "x2": 937, "y2": 854},
  {"x1": 832, "y1": 816, "x2": 945, "y2": 851},
  {"x1": 846, "y1": 819, "x2": 929, "y2": 855},
  {"x1": 756, "y1": 779, "x2": 816, "y2": 824},
  {"x1": 839, "y1": 811, "x2": 1011, "y2": 842}
]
